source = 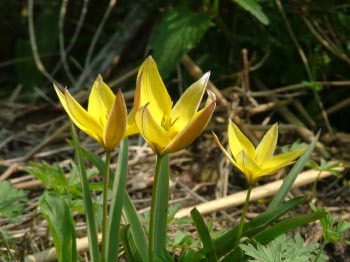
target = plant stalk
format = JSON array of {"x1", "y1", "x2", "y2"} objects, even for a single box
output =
[
  {"x1": 234, "y1": 184, "x2": 253, "y2": 249},
  {"x1": 101, "y1": 151, "x2": 112, "y2": 262}
]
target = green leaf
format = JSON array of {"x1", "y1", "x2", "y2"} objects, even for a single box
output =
[
  {"x1": 122, "y1": 194, "x2": 149, "y2": 261},
  {"x1": 151, "y1": 6, "x2": 212, "y2": 76},
  {"x1": 214, "y1": 197, "x2": 304, "y2": 258},
  {"x1": 120, "y1": 225, "x2": 145, "y2": 262},
  {"x1": 179, "y1": 250, "x2": 206, "y2": 262},
  {"x1": 82, "y1": 145, "x2": 148, "y2": 261},
  {"x1": 254, "y1": 212, "x2": 327, "y2": 244},
  {"x1": 232, "y1": 0, "x2": 269, "y2": 25},
  {"x1": 190, "y1": 208, "x2": 218, "y2": 262},
  {"x1": 310, "y1": 203, "x2": 350, "y2": 243},
  {"x1": 70, "y1": 121, "x2": 100, "y2": 262},
  {"x1": 39, "y1": 192, "x2": 77, "y2": 262},
  {"x1": 0, "y1": 181, "x2": 27, "y2": 222},
  {"x1": 241, "y1": 233, "x2": 328, "y2": 262},
  {"x1": 267, "y1": 132, "x2": 320, "y2": 211},
  {"x1": 106, "y1": 138, "x2": 129, "y2": 261},
  {"x1": 150, "y1": 155, "x2": 173, "y2": 262},
  {"x1": 244, "y1": 197, "x2": 305, "y2": 237}
]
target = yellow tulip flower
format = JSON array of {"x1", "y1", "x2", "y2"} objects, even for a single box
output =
[
  {"x1": 213, "y1": 121, "x2": 306, "y2": 184},
  {"x1": 134, "y1": 56, "x2": 216, "y2": 155},
  {"x1": 54, "y1": 75, "x2": 136, "y2": 151}
]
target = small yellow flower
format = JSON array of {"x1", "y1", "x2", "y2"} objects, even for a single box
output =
[
  {"x1": 213, "y1": 121, "x2": 306, "y2": 184},
  {"x1": 54, "y1": 75, "x2": 136, "y2": 151},
  {"x1": 134, "y1": 56, "x2": 216, "y2": 155}
]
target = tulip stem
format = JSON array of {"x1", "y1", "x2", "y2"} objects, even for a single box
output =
[
  {"x1": 149, "y1": 154, "x2": 169, "y2": 262},
  {"x1": 101, "y1": 150, "x2": 111, "y2": 262},
  {"x1": 234, "y1": 184, "x2": 253, "y2": 250}
]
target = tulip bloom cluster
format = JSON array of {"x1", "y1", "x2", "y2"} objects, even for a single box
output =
[{"x1": 55, "y1": 56, "x2": 216, "y2": 155}]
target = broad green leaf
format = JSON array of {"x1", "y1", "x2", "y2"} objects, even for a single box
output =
[
  {"x1": 39, "y1": 192, "x2": 77, "y2": 262},
  {"x1": 232, "y1": 0, "x2": 269, "y2": 25},
  {"x1": 0, "y1": 181, "x2": 27, "y2": 222},
  {"x1": 191, "y1": 208, "x2": 217, "y2": 262},
  {"x1": 151, "y1": 6, "x2": 212, "y2": 76}
]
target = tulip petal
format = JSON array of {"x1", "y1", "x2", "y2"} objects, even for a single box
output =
[
  {"x1": 171, "y1": 72, "x2": 210, "y2": 131},
  {"x1": 138, "y1": 56, "x2": 172, "y2": 121},
  {"x1": 263, "y1": 148, "x2": 306, "y2": 171},
  {"x1": 54, "y1": 85, "x2": 103, "y2": 144},
  {"x1": 256, "y1": 124, "x2": 278, "y2": 164},
  {"x1": 212, "y1": 132, "x2": 237, "y2": 165},
  {"x1": 104, "y1": 89, "x2": 127, "y2": 151},
  {"x1": 163, "y1": 99, "x2": 216, "y2": 154},
  {"x1": 124, "y1": 73, "x2": 143, "y2": 137},
  {"x1": 88, "y1": 75, "x2": 115, "y2": 126},
  {"x1": 135, "y1": 103, "x2": 170, "y2": 154},
  {"x1": 235, "y1": 150, "x2": 261, "y2": 184},
  {"x1": 228, "y1": 121, "x2": 256, "y2": 160}
]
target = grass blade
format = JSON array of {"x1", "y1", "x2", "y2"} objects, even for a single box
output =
[
  {"x1": 70, "y1": 121, "x2": 100, "y2": 262},
  {"x1": 267, "y1": 131, "x2": 320, "y2": 210},
  {"x1": 191, "y1": 208, "x2": 217, "y2": 262}
]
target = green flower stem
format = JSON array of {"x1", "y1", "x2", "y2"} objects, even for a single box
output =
[
  {"x1": 70, "y1": 121, "x2": 99, "y2": 262},
  {"x1": 101, "y1": 150, "x2": 111, "y2": 262},
  {"x1": 234, "y1": 184, "x2": 253, "y2": 249},
  {"x1": 149, "y1": 154, "x2": 169, "y2": 262}
]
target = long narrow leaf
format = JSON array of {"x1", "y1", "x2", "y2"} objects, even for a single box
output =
[
  {"x1": 267, "y1": 131, "x2": 320, "y2": 210},
  {"x1": 244, "y1": 196, "x2": 305, "y2": 237},
  {"x1": 70, "y1": 122, "x2": 100, "y2": 262},
  {"x1": 82, "y1": 144, "x2": 148, "y2": 261},
  {"x1": 254, "y1": 212, "x2": 327, "y2": 244},
  {"x1": 122, "y1": 193, "x2": 148, "y2": 261},
  {"x1": 214, "y1": 196, "x2": 304, "y2": 258},
  {"x1": 191, "y1": 208, "x2": 217, "y2": 262},
  {"x1": 106, "y1": 138, "x2": 129, "y2": 261},
  {"x1": 120, "y1": 225, "x2": 144, "y2": 262},
  {"x1": 149, "y1": 155, "x2": 172, "y2": 261},
  {"x1": 40, "y1": 192, "x2": 77, "y2": 262}
]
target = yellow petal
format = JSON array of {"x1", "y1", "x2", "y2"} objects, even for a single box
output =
[
  {"x1": 235, "y1": 150, "x2": 261, "y2": 184},
  {"x1": 163, "y1": 99, "x2": 216, "y2": 155},
  {"x1": 212, "y1": 132, "x2": 237, "y2": 165},
  {"x1": 124, "y1": 109, "x2": 139, "y2": 136},
  {"x1": 171, "y1": 72, "x2": 210, "y2": 131},
  {"x1": 138, "y1": 56, "x2": 172, "y2": 121},
  {"x1": 104, "y1": 89, "x2": 127, "y2": 151},
  {"x1": 255, "y1": 124, "x2": 278, "y2": 164},
  {"x1": 54, "y1": 85, "x2": 103, "y2": 144},
  {"x1": 263, "y1": 147, "x2": 306, "y2": 171},
  {"x1": 88, "y1": 75, "x2": 115, "y2": 126},
  {"x1": 124, "y1": 71, "x2": 143, "y2": 137},
  {"x1": 135, "y1": 103, "x2": 170, "y2": 154},
  {"x1": 228, "y1": 121, "x2": 256, "y2": 160}
]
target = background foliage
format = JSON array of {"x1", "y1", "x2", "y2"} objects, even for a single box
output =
[{"x1": 1, "y1": 0, "x2": 349, "y2": 132}]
